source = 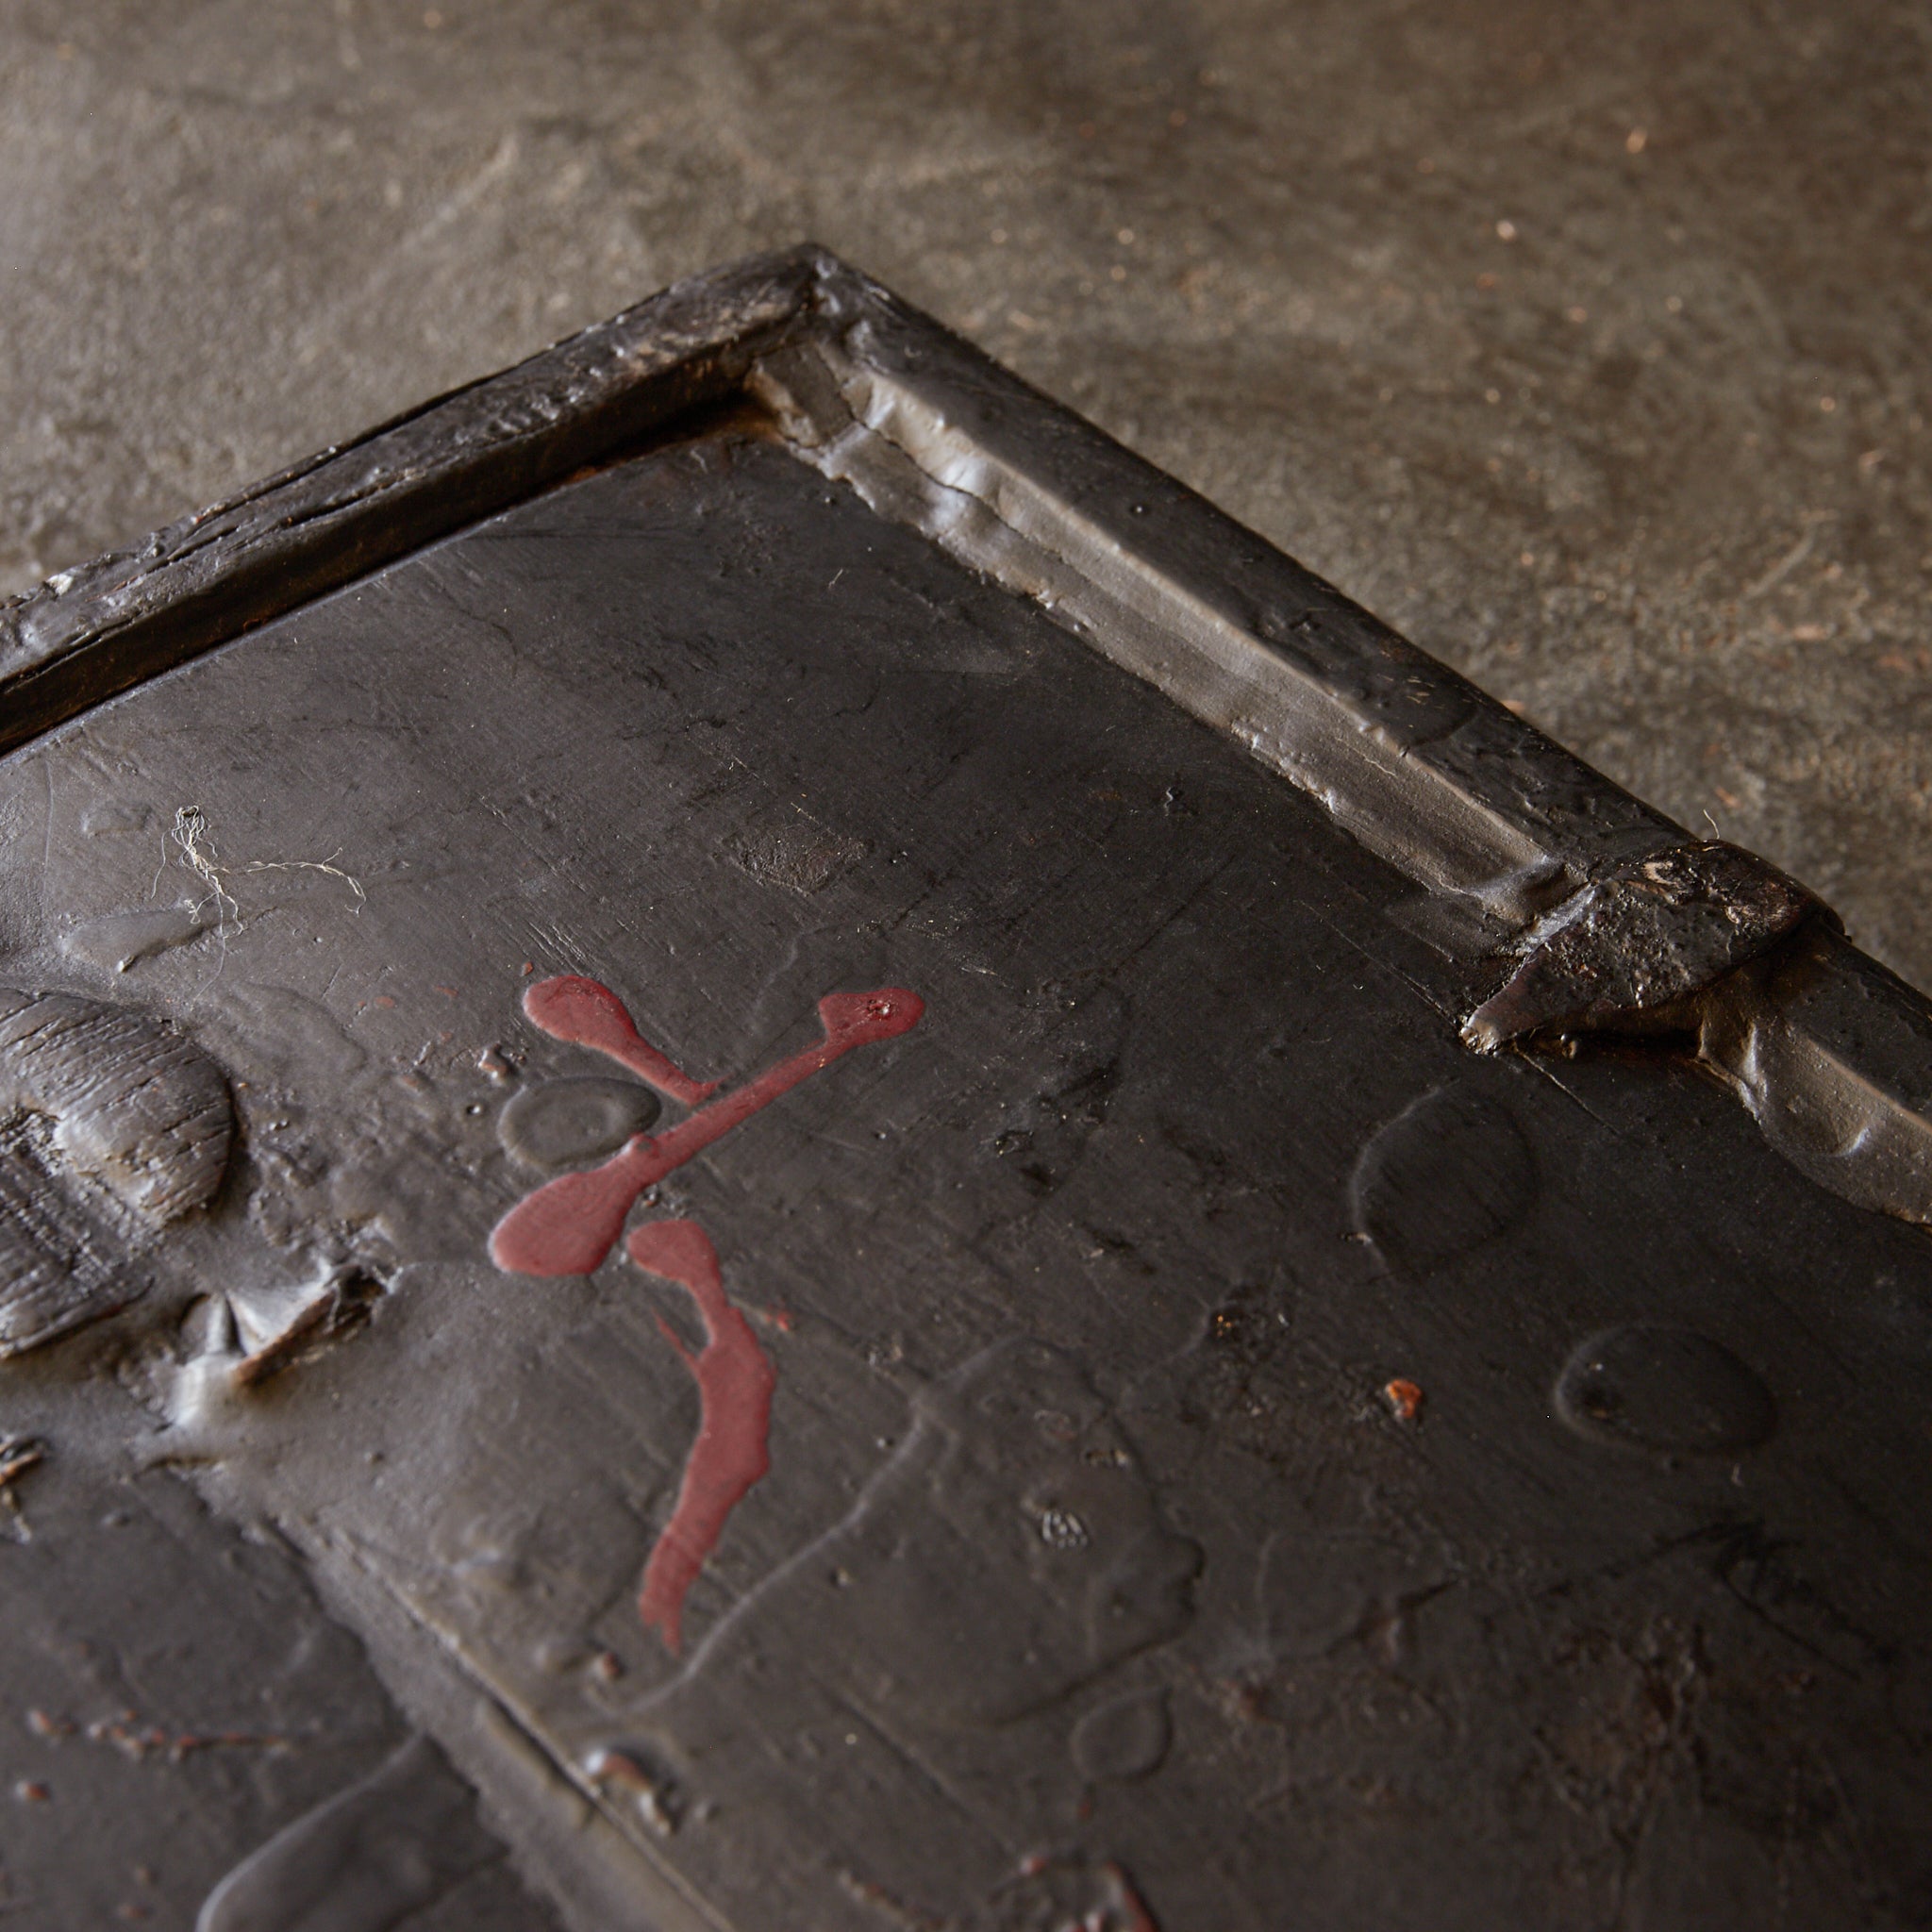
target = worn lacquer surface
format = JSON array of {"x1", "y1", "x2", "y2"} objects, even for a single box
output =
[{"x1": 0, "y1": 428, "x2": 1928, "y2": 1931}]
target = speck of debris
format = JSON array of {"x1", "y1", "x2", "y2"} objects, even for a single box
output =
[{"x1": 1384, "y1": 1377, "x2": 1424, "y2": 1423}]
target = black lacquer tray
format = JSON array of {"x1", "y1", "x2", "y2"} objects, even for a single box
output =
[{"x1": 2, "y1": 249, "x2": 1928, "y2": 1932}]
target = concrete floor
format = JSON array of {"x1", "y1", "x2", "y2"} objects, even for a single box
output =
[{"x1": 3, "y1": 1, "x2": 1928, "y2": 985}]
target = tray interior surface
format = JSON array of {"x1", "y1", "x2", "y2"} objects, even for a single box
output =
[{"x1": 2, "y1": 416, "x2": 1928, "y2": 1931}]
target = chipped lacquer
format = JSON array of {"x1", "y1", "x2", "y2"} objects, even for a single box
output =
[{"x1": 0, "y1": 250, "x2": 1927, "y2": 1932}]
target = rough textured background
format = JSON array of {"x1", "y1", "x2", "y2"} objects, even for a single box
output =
[{"x1": 2, "y1": 0, "x2": 1928, "y2": 981}]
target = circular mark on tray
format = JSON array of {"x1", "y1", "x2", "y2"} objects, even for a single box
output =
[
  {"x1": 498, "y1": 1076, "x2": 660, "y2": 1170},
  {"x1": 1073, "y1": 1689, "x2": 1171, "y2": 1783},
  {"x1": 1555, "y1": 1325, "x2": 1776, "y2": 1455},
  {"x1": 1350, "y1": 1088, "x2": 1535, "y2": 1274}
]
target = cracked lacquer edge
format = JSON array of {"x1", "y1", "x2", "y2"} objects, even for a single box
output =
[
  {"x1": 283, "y1": 1512, "x2": 730, "y2": 1932},
  {"x1": 0, "y1": 248, "x2": 824, "y2": 755},
  {"x1": 2, "y1": 243, "x2": 1927, "y2": 1234}
]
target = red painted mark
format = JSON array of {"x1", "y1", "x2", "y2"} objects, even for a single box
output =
[
  {"x1": 1383, "y1": 1376, "x2": 1424, "y2": 1423},
  {"x1": 626, "y1": 1221, "x2": 775, "y2": 1654},
  {"x1": 491, "y1": 988, "x2": 924, "y2": 1276},
  {"x1": 523, "y1": 974, "x2": 721, "y2": 1108},
  {"x1": 1100, "y1": 1864, "x2": 1160, "y2": 1932},
  {"x1": 1025, "y1": 1857, "x2": 1160, "y2": 1932}
]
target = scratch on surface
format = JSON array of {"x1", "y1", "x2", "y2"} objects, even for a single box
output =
[
  {"x1": 526, "y1": 918, "x2": 594, "y2": 974},
  {"x1": 1740, "y1": 523, "x2": 1821, "y2": 603},
  {"x1": 1515, "y1": 1050, "x2": 1622, "y2": 1135},
  {"x1": 1294, "y1": 895, "x2": 1458, "y2": 1028},
  {"x1": 416, "y1": 133, "x2": 521, "y2": 245}
]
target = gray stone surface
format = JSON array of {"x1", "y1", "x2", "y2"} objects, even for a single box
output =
[{"x1": 2, "y1": 0, "x2": 1928, "y2": 982}]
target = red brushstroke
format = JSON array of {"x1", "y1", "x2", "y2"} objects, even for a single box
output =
[
  {"x1": 490, "y1": 989, "x2": 924, "y2": 1275},
  {"x1": 626, "y1": 1221, "x2": 774, "y2": 1654},
  {"x1": 523, "y1": 974, "x2": 720, "y2": 1108},
  {"x1": 488, "y1": 976, "x2": 924, "y2": 1652}
]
